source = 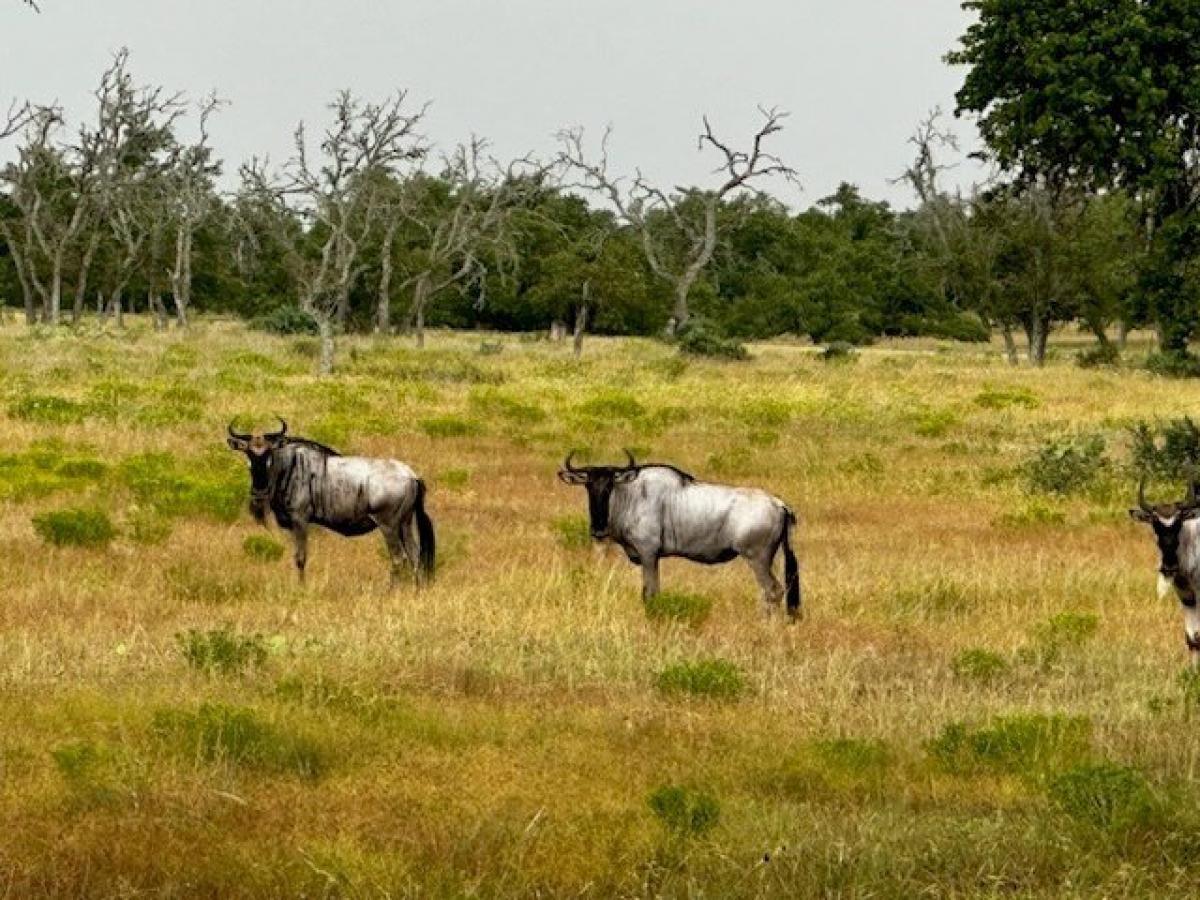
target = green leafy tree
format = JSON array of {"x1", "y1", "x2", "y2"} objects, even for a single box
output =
[{"x1": 949, "y1": 0, "x2": 1200, "y2": 350}]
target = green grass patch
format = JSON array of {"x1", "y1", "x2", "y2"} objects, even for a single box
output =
[
  {"x1": 242, "y1": 534, "x2": 285, "y2": 562},
  {"x1": 552, "y1": 515, "x2": 591, "y2": 550},
  {"x1": 177, "y1": 628, "x2": 268, "y2": 675},
  {"x1": 926, "y1": 713, "x2": 1091, "y2": 776},
  {"x1": 647, "y1": 784, "x2": 721, "y2": 836},
  {"x1": 656, "y1": 658, "x2": 745, "y2": 701},
  {"x1": 951, "y1": 648, "x2": 1012, "y2": 683},
  {"x1": 974, "y1": 386, "x2": 1040, "y2": 410},
  {"x1": 643, "y1": 591, "x2": 713, "y2": 627},
  {"x1": 32, "y1": 507, "x2": 116, "y2": 548},
  {"x1": 151, "y1": 703, "x2": 324, "y2": 778},
  {"x1": 419, "y1": 416, "x2": 482, "y2": 439},
  {"x1": 8, "y1": 394, "x2": 90, "y2": 424},
  {"x1": 117, "y1": 453, "x2": 244, "y2": 522}
]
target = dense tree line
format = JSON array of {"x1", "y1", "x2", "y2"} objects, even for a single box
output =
[{"x1": 0, "y1": 28, "x2": 1191, "y2": 369}]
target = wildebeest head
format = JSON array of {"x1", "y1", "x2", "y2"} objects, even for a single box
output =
[
  {"x1": 558, "y1": 450, "x2": 639, "y2": 539},
  {"x1": 227, "y1": 418, "x2": 289, "y2": 522},
  {"x1": 1130, "y1": 474, "x2": 1200, "y2": 579}
]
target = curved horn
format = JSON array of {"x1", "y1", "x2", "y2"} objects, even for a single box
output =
[
  {"x1": 1138, "y1": 473, "x2": 1152, "y2": 512},
  {"x1": 623, "y1": 448, "x2": 637, "y2": 469},
  {"x1": 563, "y1": 451, "x2": 582, "y2": 473},
  {"x1": 266, "y1": 417, "x2": 288, "y2": 440},
  {"x1": 1189, "y1": 468, "x2": 1198, "y2": 507},
  {"x1": 227, "y1": 421, "x2": 250, "y2": 441}
]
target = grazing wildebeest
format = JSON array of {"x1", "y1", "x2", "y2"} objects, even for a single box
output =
[
  {"x1": 558, "y1": 451, "x2": 801, "y2": 619},
  {"x1": 1130, "y1": 474, "x2": 1200, "y2": 666},
  {"x1": 226, "y1": 419, "x2": 434, "y2": 584}
]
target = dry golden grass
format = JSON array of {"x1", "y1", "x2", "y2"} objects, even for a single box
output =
[{"x1": 2, "y1": 319, "x2": 1200, "y2": 897}]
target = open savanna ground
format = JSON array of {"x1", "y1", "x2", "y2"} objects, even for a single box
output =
[{"x1": 4, "y1": 320, "x2": 1200, "y2": 898}]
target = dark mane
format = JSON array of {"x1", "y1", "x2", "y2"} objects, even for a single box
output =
[
  {"x1": 286, "y1": 436, "x2": 343, "y2": 457},
  {"x1": 637, "y1": 463, "x2": 695, "y2": 483}
]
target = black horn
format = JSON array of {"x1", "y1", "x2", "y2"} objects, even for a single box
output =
[
  {"x1": 266, "y1": 417, "x2": 288, "y2": 440},
  {"x1": 1189, "y1": 468, "x2": 1199, "y2": 507},
  {"x1": 623, "y1": 448, "x2": 637, "y2": 469},
  {"x1": 563, "y1": 451, "x2": 583, "y2": 473},
  {"x1": 228, "y1": 421, "x2": 251, "y2": 442},
  {"x1": 1138, "y1": 473, "x2": 1152, "y2": 512}
]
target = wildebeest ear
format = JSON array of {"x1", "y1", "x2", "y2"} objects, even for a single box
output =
[
  {"x1": 558, "y1": 470, "x2": 588, "y2": 485},
  {"x1": 614, "y1": 469, "x2": 639, "y2": 483},
  {"x1": 1129, "y1": 508, "x2": 1155, "y2": 523},
  {"x1": 227, "y1": 436, "x2": 249, "y2": 452}
]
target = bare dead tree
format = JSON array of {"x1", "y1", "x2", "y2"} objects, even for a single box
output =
[
  {"x1": 240, "y1": 90, "x2": 427, "y2": 373},
  {"x1": 162, "y1": 93, "x2": 223, "y2": 328},
  {"x1": 558, "y1": 106, "x2": 798, "y2": 333},
  {"x1": 398, "y1": 137, "x2": 540, "y2": 348}
]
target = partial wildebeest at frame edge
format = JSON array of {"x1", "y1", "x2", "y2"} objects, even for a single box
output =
[
  {"x1": 1131, "y1": 474, "x2": 1200, "y2": 666},
  {"x1": 227, "y1": 419, "x2": 435, "y2": 583},
  {"x1": 559, "y1": 451, "x2": 801, "y2": 620}
]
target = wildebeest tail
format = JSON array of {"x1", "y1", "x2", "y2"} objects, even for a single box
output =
[
  {"x1": 415, "y1": 479, "x2": 436, "y2": 579},
  {"x1": 782, "y1": 507, "x2": 801, "y2": 620}
]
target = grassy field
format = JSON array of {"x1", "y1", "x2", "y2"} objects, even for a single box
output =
[{"x1": 3, "y1": 319, "x2": 1200, "y2": 897}]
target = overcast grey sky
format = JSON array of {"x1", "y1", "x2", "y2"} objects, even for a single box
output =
[{"x1": 0, "y1": 0, "x2": 985, "y2": 209}]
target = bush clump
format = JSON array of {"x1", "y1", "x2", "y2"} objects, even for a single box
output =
[
  {"x1": 821, "y1": 341, "x2": 858, "y2": 363},
  {"x1": 1145, "y1": 350, "x2": 1200, "y2": 379},
  {"x1": 1021, "y1": 434, "x2": 1108, "y2": 495},
  {"x1": 676, "y1": 318, "x2": 749, "y2": 361},
  {"x1": 1077, "y1": 343, "x2": 1121, "y2": 369},
  {"x1": 643, "y1": 591, "x2": 713, "y2": 627},
  {"x1": 647, "y1": 784, "x2": 721, "y2": 836},
  {"x1": 250, "y1": 306, "x2": 320, "y2": 336},
  {"x1": 32, "y1": 507, "x2": 116, "y2": 548},
  {"x1": 656, "y1": 658, "x2": 745, "y2": 700},
  {"x1": 951, "y1": 648, "x2": 1011, "y2": 683},
  {"x1": 1129, "y1": 417, "x2": 1200, "y2": 482}
]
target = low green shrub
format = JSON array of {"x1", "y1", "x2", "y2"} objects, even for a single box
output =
[
  {"x1": 1077, "y1": 343, "x2": 1121, "y2": 369},
  {"x1": 656, "y1": 658, "x2": 745, "y2": 700},
  {"x1": 951, "y1": 648, "x2": 1011, "y2": 683},
  {"x1": 1145, "y1": 350, "x2": 1200, "y2": 379},
  {"x1": 177, "y1": 628, "x2": 267, "y2": 675},
  {"x1": 647, "y1": 784, "x2": 721, "y2": 836},
  {"x1": 643, "y1": 591, "x2": 713, "y2": 627},
  {"x1": 1128, "y1": 417, "x2": 1200, "y2": 482},
  {"x1": 1021, "y1": 435, "x2": 1108, "y2": 495},
  {"x1": 250, "y1": 306, "x2": 319, "y2": 336},
  {"x1": 32, "y1": 507, "x2": 115, "y2": 548},
  {"x1": 676, "y1": 318, "x2": 749, "y2": 360},
  {"x1": 242, "y1": 534, "x2": 285, "y2": 562},
  {"x1": 821, "y1": 341, "x2": 858, "y2": 363},
  {"x1": 436, "y1": 468, "x2": 471, "y2": 491}
]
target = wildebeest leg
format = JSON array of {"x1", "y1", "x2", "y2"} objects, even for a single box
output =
[
  {"x1": 291, "y1": 524, "x2": 309, "y2": 583},
  {"x1": 746, "y1": 550, "x2": 783, "y2": 618},
  {"x1": 378, "y1": 520, "x2": 410, "y2": 587},
  {"x1": 641, "y1": 554, "x2": 661, "y2": 600},
  {"x1": 1182, "y1": 594, "x2": 1200, "y2": 668}
]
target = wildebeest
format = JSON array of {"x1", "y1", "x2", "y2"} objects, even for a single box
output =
[
  {"x1": 1130, "y1": 474, "x2": 1200, "y2": 666},
  {"x1": 558, "y1": 451, "x2": 801, "y2": 619},
  {"x1": 226, "y1": 419, "x2": 435, "y2": 584}
]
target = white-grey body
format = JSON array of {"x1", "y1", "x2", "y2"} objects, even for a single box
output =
[
  {"x1": 228, "y1": 424, "x2": 435, "y2": 584},
  {"x1": 1130, "y1": 479, "x2": 1200, "y2": 666},
  {"x1": 561, "y1": 458, "x2": 801, "y2": 619}
]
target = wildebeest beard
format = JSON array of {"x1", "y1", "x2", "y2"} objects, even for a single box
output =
[{"x1": 248, "y1": 454, "x2": 272, "y2": 523}]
